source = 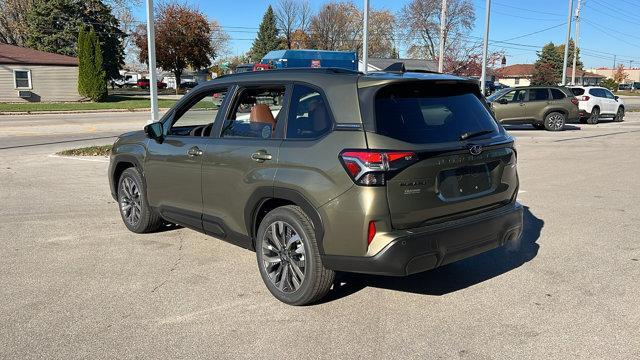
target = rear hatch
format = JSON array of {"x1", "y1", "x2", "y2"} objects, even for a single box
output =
[{"x1": 358, "y1": 77, "x2": 518, "y2": 230}]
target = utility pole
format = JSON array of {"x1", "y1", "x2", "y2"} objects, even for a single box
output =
[
  {"x1": 561, "y1": 0, "x2": 573, "y2": 85},
  {"x1": 438, "y1": 0, "x2": 447, "y2": 73},
  {"x1": 613, "y1": 55, "x2": 616, "y2": 69},
  {"x1": 571, "y1": 0, "x2": 582, "y2": 85},
  {"x1": 363, "y1": 0, "x2": 369, "y2": 74},
  {"x1": 480, "y1": 0, "x2": 491, "y2": 96},
  {"x1": 145, "y1": 0, "x2": 159, "y2": 124}
]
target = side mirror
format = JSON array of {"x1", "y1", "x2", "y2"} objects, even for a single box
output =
[
  {"x1": 497, "y1": 98, "x2": 509, "y2": 105},
  {"x1": 615, "y1": 96, "x2": 619, "y2": 101},
  {"x1": 144, "y1": 121, "x2": 163, "y2": 142}
]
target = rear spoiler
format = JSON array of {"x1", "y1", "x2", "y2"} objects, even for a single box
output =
[{"x1": 383, "y1": 62, "x2": 441, "y2": 74}]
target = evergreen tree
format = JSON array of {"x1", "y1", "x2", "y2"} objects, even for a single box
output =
[
  {"x1": 25, "y1": 0, "x2": 124, "y2": 80},
  {"x1": 555, "y1": 40, "x2": 583, "y2": 70},
  {"x1": 78, "y1": 27, "x2": 107, "y2": 101},
  {"x1": 250, "y1": 6, "x2": 281, "y2": 61},
  {"x1": 532, "y1": 42, "x2": 563, "y2": 86}
]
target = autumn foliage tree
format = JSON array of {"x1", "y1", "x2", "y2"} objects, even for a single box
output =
[
  {"x1": 613, "y1": 64, "x2": 628, "y2": 84},
  {"x1": 133, "y1": 3, "x2": 214, "y2": 92}
]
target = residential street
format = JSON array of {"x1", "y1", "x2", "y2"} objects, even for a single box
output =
[{"x1": 1, "y1": 112, "x2": 639, "y2": 359}]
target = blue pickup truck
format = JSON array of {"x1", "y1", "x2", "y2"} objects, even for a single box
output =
[{"x1": 258, "y1": 50, "x2": 358, "y2": 71}]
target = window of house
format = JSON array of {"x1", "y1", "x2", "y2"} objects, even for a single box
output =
[
  {"x1": 286, "y1": 85, "x2": 332, "y2": 139},
  {"x1": 167, "y1": 89, "x2": 227, "y2": 136},
  {"x1": 514, "y1": 78, "x2": 520, "y2": 85},
  {"x1": 14, "y1": 70, "x2": 32, "y2": 89},
  {"x1": 221, "y1": 86, "x2": 286, "y2": 139}
]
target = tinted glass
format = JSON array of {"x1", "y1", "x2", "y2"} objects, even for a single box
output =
[
  {"x1": 168, "y1": 89, "x2": 226, "y2": 136},
  {"x1": 604, "y1": 90, "x2": 615, "y2": 99},
  {"x1": 551, "y1": 88, "x2": 566, "y2": 100},
  {"x1": 221, "y1": 86, "x2": 286, "y2": 139},
  {"x1": 589, "y1": 88, "x2": 605, "y2": 97},
  {"x1": 287, "y1": 85, "x2": 332, "y2": 139},
  {"x1": 374, "y1": 83, "x2": 499, "y2": 144},
  {"x1": 528, "y1": 88, "x2": 550, "y2": 101},
  {"x1": 571, "y1": 88, "x2": 585, "y2": 96},
  {"x1": 497, "y1": 89, "x2": 525, "y2": 103}
]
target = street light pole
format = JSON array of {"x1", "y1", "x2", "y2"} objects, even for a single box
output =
[
  {"x1": 480, "y1": 0, "x2": 491, "y2": 96},
  {"x1": 561, "y1": 0, "x2": 573, "y2": 85},
  {"x1": 362, "y1": 0, "x2": 370, "y2": 75},
  {"x1": 145, "y1": 0, "x2": 159, "y2": 124},
  {"x1": 571, "y1": 0, "x2": 582, "y2": 85},
  {"x1": 438, "y1": 0, "x2": 447, "y2": 73}
]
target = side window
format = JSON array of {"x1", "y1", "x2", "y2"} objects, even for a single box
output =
[
  {"x1": 571, "y1": 88, "x2": 585, "y2": 96},
  {"x1": 501, "y1": 89, "x2": 524, "y2": 103},
  {"x1": 286, "y1": 85, "x2": 332, "y2": 139},
  {"x1": 589, "y1": 88, "x2": 605, "y2": 98},
  {"x1": 604, "y1": 90, "x2": 615, "y2": 99},
  {"x1": 527, "y1": 88, "x2": 550, "y2": 102},
  {"x1": 221, "y1": 86, "x2": 286, "y2": 139},
  {"x1": 551, "y1": 88, "x2": 566, "y2": 100},
  {"x1": 168, "y1": 89, "x2": 227, "y2": 136}
]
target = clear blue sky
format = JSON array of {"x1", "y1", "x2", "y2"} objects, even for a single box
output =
[{"x1": 132, "y1": 0, "x2": 640, "y2": 69}]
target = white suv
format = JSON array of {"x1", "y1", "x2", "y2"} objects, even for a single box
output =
[{"x1": 570, "y1": 86, "x2": 625, "y2": 124}]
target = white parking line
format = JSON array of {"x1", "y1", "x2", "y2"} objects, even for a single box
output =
[{"x1": 47, "y1": 154, "x2": 109, "y2": 163}]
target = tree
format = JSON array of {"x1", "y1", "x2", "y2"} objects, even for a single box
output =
[
  {"x1": 309, "y1": 2, "x2": 361, "y2": 53},
  {"x1": 400, "y1": 0, "x2": 475, "y2": 62},
  {"x1": 368, "y1": 9, "x2": 397, "y2": 58},
  {"x1": 291, "y1": 29, "x2": 311, "y2": 49},
  {"x1": 532, "y1": 42, "x2": 563, "y2": 85},
  {"x1": 250, "y1": 5, "x2": 280, "y2": 61},
  {"x1": 78, "y1": 26, "x2": 107, "y2": 101},
  {"x1": 0, "y1": 0, "x2": 36, "y2": 46},
  {"x1": 600, "y1": 78, "x2": 618, "y2": 91},
  {"x1": 24, "y1": 0, "x2": 125, "y2": 80},
  {"x1": 613, "y1": 64, "x2": 628, "y2": 83},
  {"x1": 555, "y1": 39, "x2": 583, "y2": 70},
  {"x1": 275, "y1": 0, "x2": 298, "y2": 49},
  {"x1": 132, "y1": 3, "x2": 215, "y2": 93}
]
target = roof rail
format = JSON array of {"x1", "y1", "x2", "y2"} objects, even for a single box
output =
[{"x1": 382, "y1": 62, "x2": 441, "y2": 74}]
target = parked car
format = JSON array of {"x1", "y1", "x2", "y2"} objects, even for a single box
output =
[
  {"x1": 494, "y1": 83, "x2": 510, "y2": 91},
  {"x1": 487, "y1": 86, "x2": 580, "y2": 131},
  {"x1": 570, "y1": 86, "x2": 625, "y2": 124},
  {"x1": 180, "y1": 81, "x2": 198, "y2": 89},
  {"x1": 109, "y1": 68, "x2": 523, "y2": 305},
  {"x1": 136, "y1": 78, "x2": 167, "y2": 90},
  {"x1": 618, "y1": 83, "x2": 631, "y2": 91}
]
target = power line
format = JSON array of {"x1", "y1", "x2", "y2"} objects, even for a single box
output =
[{"x1": 500, "y1": 23, "x2": 566, "y2": 42}]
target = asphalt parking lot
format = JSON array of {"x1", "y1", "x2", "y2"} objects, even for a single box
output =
[{"x1": 1, "y1": 112, "x2": 639, "y2": 359}]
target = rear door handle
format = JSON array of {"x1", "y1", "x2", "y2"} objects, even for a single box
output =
[
  {"x1": 187, "y1": 146, "x2": 203, "y2": 157},
  {"x1": 251, "y1": 150, "x2": 272, "y2": 162}
]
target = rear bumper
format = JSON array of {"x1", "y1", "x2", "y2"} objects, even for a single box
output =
[{"x1": 322, "y1": 202, "x2": 523, "y2": 276}]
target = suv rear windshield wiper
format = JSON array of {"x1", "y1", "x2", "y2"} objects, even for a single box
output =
[{"x1": 459, "y1": 129, "x2": 495, "y2": 141}]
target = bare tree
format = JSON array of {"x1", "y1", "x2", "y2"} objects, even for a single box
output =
[
  {"x1": 275, "y1": 0, "x2": 299, "y2": 49},
  {"x1": 0, "y1": 0, "x2": 36, "y2": 46},
  {"x1": 210, "y1": 20, "x2": 231, "y2": 60},
  {"x1": 310, "y1": 2, "x2": 362, "y2": 53},
  {"x1": 400, "y1": 0, "x2": 474, "y2": 62},
  {"x1": 298, "y1": 0, "x2": 312, "y2": 33},
  {"x1": 368, "y1": 9, "x2": 397, "y2": 58}
]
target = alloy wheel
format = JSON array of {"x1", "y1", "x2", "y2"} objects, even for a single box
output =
[
  {"x1": 260, "y1": 221, "x2": 306, "y2": 293},
  {"x1": 547, "y1": 114, "x2": 565, "y2": 131},
  {"x1": 120, "y1": 177, "x2": 141, "y2": 226}
]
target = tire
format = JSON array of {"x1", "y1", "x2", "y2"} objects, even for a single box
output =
[
  {"x1": 614, "y1": 107, "x2": 625, "y2": 122},
  {"x1": 544, "y1": 111, "x2": 565, "y2": 131},
  {"x1": 532, "y1": 123, "x2": 545, "y2": 130},
  {"x1": 117, "y1": 167, "x2": 163, "y2": 233},
  {"x1": 587, "y1": 107, "x2": 600, "y2": 124},
  {"x1": 256, "y1": 205, "x2": 335, "y2": 305}
]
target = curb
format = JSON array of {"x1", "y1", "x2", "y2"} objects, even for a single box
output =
[{"x1": 0, "y1": 108, "x2": 171, "y2": 116}]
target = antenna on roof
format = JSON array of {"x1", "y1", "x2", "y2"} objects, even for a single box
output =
[{"x1": 383, "y1": 62, "x2": 406, "y2": 73}]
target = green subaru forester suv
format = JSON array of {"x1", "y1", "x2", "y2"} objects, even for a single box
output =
[{"x1": 109, "y1": 68, "x2": 523, "y2": 305}]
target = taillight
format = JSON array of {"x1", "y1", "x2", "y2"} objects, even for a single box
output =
[
  {"x1": 571, "y1": 98, "x2": 579, "y2": 106},
  {"x1": 339, "y1": 150, "x2": 417, "y2": 186},
  {"x1": 367, "y1": 221, "x2": 376, "y2": 245},
  {"x1": 581, "y1": 95, "x2": 590, "y2": 101}
]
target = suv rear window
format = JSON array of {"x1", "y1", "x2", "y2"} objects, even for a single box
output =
[
  {"x1": 571, "y1": 88, "x2": 585, "y2": 96},
  {"x1": 373, "y1": 83, "x2": 499, "y2": 144}
]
